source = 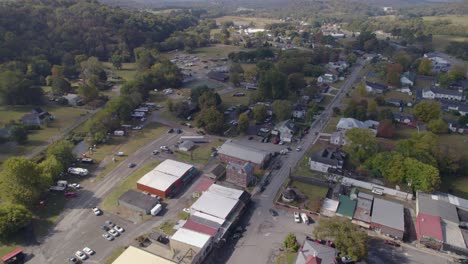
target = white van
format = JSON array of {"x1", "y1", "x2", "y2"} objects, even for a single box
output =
[
  {"x1": 372, "y1": 188, "x2": 384, "y2": 195},
  {"x1": 150, "y1": 204, "x2": 163, "y2": 216},
  {"x1": 300, "y1": 213, "x2": 309, "y2": 224}
]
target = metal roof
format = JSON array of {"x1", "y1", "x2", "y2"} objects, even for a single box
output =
[
  {"x1": 207, "y1": 183, "x2": 244, "y2": 200},
  {"x1": 336, "y1": 195, "x2": 357, "y2": 218},
  {"x1": 371, "y1": 198, "x2": 404, "y2": 231},
  {"x1": 190, "y1": 191, "x2": 239, "y2": 220},
  {"x1": 183, "y1": 219, "x2": 218, "y2": 236},
  {"x1": 118, "y1": 190, "x2": 159, "y2": 211},
  {"x1": 416, "y1": 213, "x2": 443, "y2": 242},
  {"x1": 112, "y1": 246, "x2": 175, "y2": 264},
  {"x1": 417, "y1": 192, "x2": 460, "y2": 224},
  {"x1": 137, "y1": 160, "x2": 194, "y2": 192},
  {"x1": 217, "y1": 141, "x2": 269, "y2": 165},
  {"x1": 170, "y1": 228, "x2": 211, "y2": 249}
]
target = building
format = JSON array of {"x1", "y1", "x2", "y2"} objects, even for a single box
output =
[
  {"x1": 112, "y1": 246, "x2": 176, "y2": 264},
  {"x1": 352, "y1": 194, "x2": 373, "y2": 228},
  {"x1": 170, "y1": 228, "x2": 212, "y2": 264},
  {"x1": 336, "y1": 118, "x2": 379, "y2": 133},
  {"x1": 137, "y1": 159, "x2": 197, "y2": 198},
  {"x1": 62, "y1": 93, "x2": 82, "y2": 106},
  {"x1": 118, "y1": 190, "x2": 160, "y2": 214},
  {"x1": 292, "y1": 105, "x2": 307, "y2": 119},
  {"x1": 295, "y1": 239, "x2": 337, "y2": 264},
  {"x1": 371, "y1": 198, "x2": 405, "y2": 240},
  {"x1": 424, "y1": 52, "x2": 450, "y2": 68},
  {"x1": 422, "y1": 87, "x2": 465, "y2": 101},
  {"x1": 365, "y1": 81, "x2": 388, "y2": 94},
  {"x1": 320, "y1": 198, "x2": 340, "y2": 217},
  {"x1": 393, "y1": 112, "x2": 416, "y2": 127},
  {"x1": 336, "y1": 195, "x2": 357, "y2": 219},
  {"x1": 226, "y1": 162, "x2": 254, "y2": 188},
  {"x1": 21, "y1": 108, "x2": 53, "y2": 125},
  {"x1": 273, "y1": 120, "x2": 298, "y2": 143},
  {"x1": 207, "y1": 71, "x2": 228, "y2": 82},
  {"x1": 329, "y1": 130, "x2": 347, "y2": 146},
  {"x1": 217, "y1": 141, "x2": 271, "y2": 169},
  {"x1": 441, "y1": 101, "x2": 468, "y2": 116},
  {"x1": 416, "y1": 213, "x2": 444, "y2": 250},
  {"x1": 308, "y1": 147, "x2": 347, "y2": 173},
  {"x1": 204, "y1": 163, "x2": 225, "y2": 180},
  {"x1": 400, "y1": 72, "x2": 415, "y2": 87},
  {"x1": 178, "y1": 141, "x2": 195, "y2": 152},
  {"x1": 318, "y1": 73, "x2": 337, "y2": 84}
]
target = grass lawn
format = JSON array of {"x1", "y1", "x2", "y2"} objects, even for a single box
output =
[
  {"x1": 193, "y1": 45, "x2": 246, "y2": 58},
  {"x1": 0, "y1": 244, "x2": 19, "y2": 259},
  {"x1": 385, "y1": 90, "x2": 412, "y2": 101},
  {"x1": 103, "y1": 246, "x2": 126, "y2": 264},
  {"x1": 323, "y1": 116, "x2": 340, "y2": 134},
  {"x1": 293, "y1": 142, "x2": 327, "y2": 179},
  {"x1": 101, "y1": 160, "x2": 161, "y2": 212},
  {"x1": 156, "y1": 220, "x2": 177, "y2": 236},
  {"x1": 276, "y1": 252, "x2": 297, "y2": 264},
  {"x1": 290, "y1": 181, "x2": 328, "y2": 211},
  {"x1": 319, "y1": 95, "x2": 334, "y2": 108},
  {"x1": 423, "y1": 15, "x2": 468, "y2": 26},
  {"x1": 174, "y1": 140, "x2": 222, "y2": 165},
  {"x1": 102, "y1": 62, "x2": 138, "y2": 81},
  {"x1": 182, "y1": 79, "x2": 223, "y2": 89},
  {"x1": 31, "y1": 191, "x2": 69, "y2": 237},
  {"x1": 215, "y1": 16, "x2": 281, "y2": 28},
  {"x1": 432, "y1": 35, "x2": 468, "y2": 52},
  {"x1": 220, "y1": 89, "x2": 254, "y2": 107}
]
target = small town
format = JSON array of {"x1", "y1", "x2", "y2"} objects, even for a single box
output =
[{"x1": 0, "y1": 1, "x2": 467, "y2": 264}]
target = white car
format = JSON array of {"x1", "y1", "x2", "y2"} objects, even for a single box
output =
[
  {"x1": 75, "y1": 251, "x2": 87, "y2": 260},
  {"x1": 160, "y1": 146, "x2": 170, "y2": 151},
  {"x1": 92, "y1": 207, "x2": 102, "y2": 216},
  {"x1": 108, "y1": 229, "x2": 119, "y2": 237},
  {"x1": 183, "y1": 208, "x2": 191, "y2": 213},
  {"x1": 293, "y1": 212, "x2": 301, "y2": 223},
  {"x1": 132, "y1": 126, "x2": 143, "y2": 130},
  {"x1": 296, "y1": 146, "x2": 302, "y2": 151},
  {"x1": 102, "y1": 233, "x2": 114, "y2": 241},
  {"x1": 83, "y1": 247, "x2": 94, "y2": 255},
  {"x1": 114, "y1": 225, "x2": 125, "y2": 233},
  {"x1": 69, "y1": 183, "x2": 80, "y2": 189},
  {"x1": 341, "y1": 256, "x2": 354, "y2": 263}
]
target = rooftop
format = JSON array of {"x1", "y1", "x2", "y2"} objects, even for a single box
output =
[
  {"x1": 112, "y1": 246, "x2": 175, "y2": 264},
  {"x1": 310, "y1": 147, "x2": 347, "y2": 167},
  {"x1": 336, "y1": 118, "x2": 379, "y2": 130},
  {"x1": 193, "y1": 178, "x2": 215, "y2": 193},
  {"x1": 295, "y1": 240, "x2": 336, "y2": 264},
  {"x1": 118, "y1": 190, "x2": 159, "y2": 211},
  {"x1": 353, "y1": 197, "x2": 373, "y2": 223},
  {"x1": 416, "y1": 213, "x2": 443, "y2": 242},
  {"x1": 183, "y1": 219, "x2": 218, "y2": 237},
  {"x1": 417, "y1": 192, "x2": 460, "y2": 224},
  {"x1": 190, "y1": 191, "x2": 239, "y2": 220},
  {"x1": 218, "y1": 141, "x2": 270, "y2": 165},
  {"x1": 137, "y1": 160, "x2": 194, "y2": 192},
  {"x1": 371, "y1": 198, "x2": 404, "y2": 232},
  {"x1": 336, "y1": 195, "x2": 357, "y2": 218},
  {"x1": 171, "y1": 227, "x2": 211, "y2": 249}
]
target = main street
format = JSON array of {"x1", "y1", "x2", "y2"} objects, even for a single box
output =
[{"x1": 225, "y1": 60, "x2": 366, "y2": 264}]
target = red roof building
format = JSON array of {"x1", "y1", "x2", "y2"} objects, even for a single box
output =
[
  {"x1": 193, "y1": 178, "x2": 215, "y2": 193},
  {"x1": 183, "y1": 219, "x2": 218, "y2": 237},
  {"x1": 416, "y1": 213, "x2": 444, "y2": 250}
]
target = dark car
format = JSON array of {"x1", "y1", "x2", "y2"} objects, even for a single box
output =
[
  {"x1": 248, "y1": 136, "x2": 254, "y2": 140},
  {"x1": 101, "y1": 225, "x2": 110, "y2": 231},
  {"x1": 269, "y1": 208, "x2": 278, "y2": 216},
  {"x1": 106, "y1": 220, "x2": 116, "y2": 227},
  {"x1": 167, "y1": 128, "x2": 174, "y2": 133},
  {"x1": 384, "y1": 240, "x2": 400, "y2": 247},
  {"x1": 68, "y1": 257, "x2": 79, "y2": 263},
  {"x1": 128, "y1": 163, "x2": 136, "y2": 168},
  {"x1": 176, "y1": 128, "x2": 182, "y2": 134}
]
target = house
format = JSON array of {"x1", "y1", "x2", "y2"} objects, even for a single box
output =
[
  {"x1": 336, "y1": 118, "x2": 379, "y2": 133},
  {"x1": 424, "y1": 52, "x2": 450, "y2": 68},
  {"x1": 450, "y1": 80, "x2": 468, "y2": 90},
  {"x1": 292, "y1": 105, "x2": 307, "y2": 120},
  {"x1": 170, "y1": 228, "x2": 212, "y2": 264},
  {"x1": 393, "y1": 112, "x2": 416, "y2": 127},
  {"x1": 178, "y1": 141, "x2": 195, "y2": 152},
  {"x1": 329, "y1": 130, "x2": 347, "y2": 146},
  {"x1": 309, "y1": 147, "x2": 346, "y2": 173},
  {"x1": 371, "y1": 198, "x2": 405, "y2": 240},
  {"x1": 274, "y1": 120, "x2": 298, "y2": 143},
  {"x1": 21, "y1": 108, "x2": 53, "y2": 125},
  {"x1": 317, "y1": 83, "x2": 330, "y2": 94},
  {"x1": 321, "y1": 198, "x2": 340, "y2": 217},
  {"x1": 318, "y1": 73, "x2": 337, "y2": 84},
  {"x1": 422, "y1": 87, "x2": 465, "y2": 101},
  {"x1": 295, "y1": 239, "x2": 337, "y2": 264},
  {"x1": 400, "y1": 72, "x2": 415, "y2": 87},
  {"x1": 217, "y1": 141, "x2": 271, "y2": 170},
  {"x1": 386, "y1": 98, "x2": 404, "y2": 107},
  {"x1": 416, "y1": 213, "x2": 444, "y2": 250},
  {"x1": 118, "y1": 190, "x2": 160, "y2": 215},
  {"x1": 441, "y1": 101, "x2": 468, "y2": 116},
  {"x1": 448, "y1": 121, "x2": 467, "y2": 134},
  {"x1": 226, "y1": 162, "x2": 254, "y2": 188},
  {"x1": 327, "y1": 61, "x2": 349, "y2": 72},
  {"x1": 336, "y1": 195, "x2": 357, "y2": 219},
  {"x1": 62, "y1": 93, "x2": 82, "y2": 106},
  {"x1": 137, "y1": 159, "x2": 197, "y2": 198},
  {"x1": 365, "y1": 81, "x2": 388, "y2": 94},
  {"x1": 207, "y1": 71, "x2": 228, "y2": 82}
]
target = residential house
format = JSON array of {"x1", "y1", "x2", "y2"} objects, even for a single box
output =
[
  {"x1": 386, "y1": 98, "x2": 404, "y2": 107},
  {"x1": 225, "y1": 162, "x2": 254, "y2": 188},
  {"x1": 318, "y1": 74, "x2": 337, "y2": 84},
  {"x1": 295, "y1": 239, "x2": 337, "y2": 264},
  {"x1": 329, "y1": 130, "x2": 347, "y2": 146},
  {"x1": 448, "y1": 121, "x2": 467, "y2": 134},
  {"x1": 62, "y1": 93, "x2": 82, "y2": 106},
  {"x1": 207, "y1": 71, "x2": 228, "y2": 82},
  {"x1": 393, "y1": 112, "x2": 416, "y2": 127},
  {"x1": 365, "y1": 81, "x2": 388, "y2": 94},
  {"x1": 450, "y1": 80, "x2": 468, "y2": 90},
  {"x1": 274, "y1": 120, "x2": 298, "y2": 143},
  {"x1": 441, "y1": 100, "x2": 468, "y2": 116},
  {"x1": 308, "y1": 147, "x2": 346, "y2": 173},
  {"x1": 21, "y1": 108, "x2": 53, "y2": 125},
  {"x1": 422, "y1": 87, "x2": 465, "y2": 101},
  {"x1": 317, "y1": 83, "x2": 330, "y2": 94},
  {"x1": 400, "y1": 71, "x2": 415, "y2": 87},
  {"x1": 204, "y1": 163, "x2": 226, "y2": 180},
  {"x1": 292, "y1": 105, "x2": 307, "y2": 120},
  {"x1": 336, "y1": 118, "x2": 379, "y2": 134},
  {"x1": 336, "y1": 195, "x2": 357, "y2": 219},
  {"x1": 371, "y1": 198, "x2": 405, "y2": 240},
  {"x1": 327, "y1": 61, "x2": 349, "y2": 72},
  {"x1": 424, "y1": 53, "x2": 450, "y2": 69}
]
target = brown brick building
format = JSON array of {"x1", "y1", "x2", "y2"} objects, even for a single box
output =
[
  {"x1": 226, "y1": 162, "x2": 254, "y2": 188},
  {"x1": 217, "y1": 141, "x2": 270, "y2": 170}
]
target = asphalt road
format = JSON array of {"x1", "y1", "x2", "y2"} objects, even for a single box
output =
[{"x1": 226, "y1": 60, "x2": 366, "y2": 264}]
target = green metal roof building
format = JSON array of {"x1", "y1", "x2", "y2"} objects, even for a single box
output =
[{"x1": 336, "y1": 195, "x2": 357, "y2": 219}]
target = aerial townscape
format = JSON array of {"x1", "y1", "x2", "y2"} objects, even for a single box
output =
[{"x1": 0, "y1": 0, "x2": 468, "y2": 264}]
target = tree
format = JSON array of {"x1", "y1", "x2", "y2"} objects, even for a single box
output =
[
  {"x1": 396, "y1": 131, "x2": 438, "y2": 166},
  {"x1": 346, "y1": 53, "x2": 357, "y2": 65},
  {"x1": 332, "y1": 107, "x2": 341, "y2": 116},
  {"x1": 344, "y1": 128, "x2": 377, "y2": 163},
  {"x1": 448, "y1": 64, "x2": 466, "y2": 81},
  {"x1": 9, "y1": 125, "x2": 28, "y2": 144},
  {"x1": 0, "y1": 157, "x2": 48, "y2": 206},
  {"x1": 379, "y1": 109, "x2": 394, "y2": 121},
  {"x1": 253, "y1": 105, "x2": 268, "y2": 123},
  {"x1": 237, "y1": 113, "x2": 249, "y2": 134},
  {"x1": 195, "y1": 107, "x2": 224, "y2": 134},
  {"x1": 38, "y1": 156, "x2": 62, "y2": 184},
  {"x1": 46, "y1": 140, "x2": 75, "y2": 171},
  {"x1": 230, "y1": 72, "x2": 241, "y2": 87},
  {"x1": 134, "y1": 47, "x2": 156, "y2": 71},
  {"x1": 356, "y1": 82, "x2": 367, "y2": 96},
  {"x1": 51, "y1": 77, "x2": 72, "y2": 95},
  {"x1": 413, "y1": 100, "x2": 441, "y2": 123},
  {"x1": 344, "y1": 100, "x2": 367, "y2": 121},
  {"x1": 198, "y1": 90, "x2": 222, "y2": 110},
  {"x1": 427, "y1": 119, "x2": 448, "y2": 134},
  {"x1": 283, "y1": 233, "x2": 300, "y2": 252},
  {"x1": 80, "y1": 57, "x2": 106, "y2": 83},
  {"x1": 0, "y1": 70, "x2": 43, "y2": 105},
  {"x1": 393, "y1": 51, "x2": 412, "y2": 70},
  {"x1": 287, "y1": 73, "x2": 306, "y2": 92},
  {"x1": 111, "y1": 54, "x2": 123, "y2": 70},
  {"x1": 376, "y1": 120, "x2": 395, "y2": 138},
  {"x1": 0, "y1": 203, "x2": 33, "y2": 239},
  {"x1": 386, "y1": 63, "x2": 403, "y2": 86},
  {"x1": 77, "y1": 83, "x2": 99, "y2": 102},
  {"x1": 404, "y1": 157, "x2": 440, "y2": 192},
  {"x1": 313, "y1": 217, "x2": 368, "y2": 261},
  {"x1": 418, "y1": 59, "x2": 432, "y2": 76},
  {"x1": 272, "y1": 100, "x2": 292, "y2": 121},
  {"x1": 244, "y1": 67, "x2": 258, "y2": 82}
]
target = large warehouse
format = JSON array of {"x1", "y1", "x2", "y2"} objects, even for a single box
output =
[
  {"x1": 217, "y1": 140, "x2": 271, "y2": 170},
  {"x1": 137, "y1": 159, "x2": 196, "y2": 198}
]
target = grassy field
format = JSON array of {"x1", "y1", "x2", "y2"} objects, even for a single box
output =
[
  {"x1": 423, "y1": 15, "x2": 468, "y2": 26},
  {"x1": 182, "y1": 79, "x2": 223, "y2": 89},
  {"x1": 101, "y1": 160, "x2": 160, "y2": 212},
  {"x1": 220, "y1": 89, "x2": 254, "y2": 107},
  {"x1": 215, "y1": 16, "x2": 281, "y2": 28},
  {"x1": 156, "y1": 220, "x2": 177, "y2": 236},
  {"x1": 291, "y1": 181, "x2": 328, "y2": 211},
  {"x1": 0, "y1": 105, "x2": 88, "y2": 163},
  {"x1": 323, "y1": 116, "x2": 340, "y2": 134},
  {"x1": 174, "y1": 140, "x2": 223, "y2": 165},
  {"x1": 432, "y1": 35, "x2": 468, "y2": 52},
  {"x1": 102, "y1": 62, "x2": 138, "y2": 81},
  {"x1": 193, "y1": 45, "x2": 246, "y2": 58},
  {"x1": 275, "y1": 252, "x2": 297, "y2": 264}
]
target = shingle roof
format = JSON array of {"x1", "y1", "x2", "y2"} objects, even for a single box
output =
[
  {"x1": 371, "y1": 198, "x2": 404, "y2": 231},
  {"x1": 295, "y1": 240, "x2": 336, "y2": 264},
  {"x1": 366, "y1": 81, "x2": 388, "y2": 91},
  {"x1": 310, "y1": 147, "x2": 346, "y2": 166}
]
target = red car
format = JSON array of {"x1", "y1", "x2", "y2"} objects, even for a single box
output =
[
  {"x1": 384, "y1": 240, "x2": 400, "y2": 247},
  {"x1": 64, "y1": 192, "x2": 77, "y2": 198}
]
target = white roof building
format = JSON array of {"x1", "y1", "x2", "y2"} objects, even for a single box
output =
[
  {"x1": 112, "y1": 246, "x2": 175, "y2": 264},
  {"x1": 207, "y1": 184, "x2": 244, "y2": 200},
  {"x1": 171, "y1": 227, "x2": 212, "y2": 250},
  {"x1": 336, "y1": 118, "x2": 379, "y2": 133},
  {"x1": 190, "y1": 191, "x2": 239, "y2": 220}
]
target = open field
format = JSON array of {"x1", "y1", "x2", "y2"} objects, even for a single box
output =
[
  {"x1": 275, "y1": 252, "x2": 296, "y2": 264},
  {"x1": 182, "y1": 79, "x2": 224, "y2": 90},
  {"x1": 174, "y1": 140, "x2": 222, "y2": 165},
  {"x1": 215, "y1": 16, "x2": 281, "y2": 28},
  {"x1": 423, "y1": 15, "x2": 468, "y2": 26},
  {"x1": 0, "y1": 105, "x2": 88, "y2": 163},
  {"x1": 102, "y1": 62, "x2": 137, "y2": 81},
  {"x1": 193, "y1": 45, "x2": 246, "y2": 58},
  {"x1": 432, "y1": 35, "x2": 468, "y2": 52},
  {"x1": 101, "y1": 160, "x2": 160, "y2": 212},
  {"x1": 290, "y1": 181, "x2": 328, "y2": 211},
  {"x1": 220, "y1": 89, "x2": 254, "y2": 107}
]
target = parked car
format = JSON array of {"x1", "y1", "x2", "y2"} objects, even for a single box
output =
[
  {"x1": 152, "y1": 150, "x2": 160, "y2": 155},
  {"x1": 108, "y1": 229, "x2": 119, "y2": 237},
  {"x1": 341, "y1": 256, "x2": 354, "y2": 263},
  {"x1": 68, "y1": 183, "x2": 80, "y2": 189},
  {"x1": 64, "y1": 192, "x2": 77, "y2": 198},
  {"x1": 106, "y1": 220, "x2": 115, "y2": 227},
  {"x1": 183, "y1": 208, "x2": 191, "y2": 213},
  {"x1": 75, "y1": 251, "x2": 87, "y2": 260},
  {"x1": 167, "y1": 128, "x2": 174, "y2": 133},
  {"x1": 114, "y1": 225, "x2": 125, "y2": 233},
  {"x1": 384, "y1": 240, "x2": 400, "y2": 247},
  {"x1": 176, "y1": 128, "x2": 182, "y2": 134},
  {"x1": 269, "y1": 208, "x2": 278, "y2": 216},
  {"x1": 160, "y1": 146, "x2": 170, "y2": 151},
  {"x1": 68, "y1": 257, "x2": 78, "y2": 263},
  {"x1": 92, "y1": 207, "x2": 102, "y2": 216},
  {"x1": 102, "y1": 233, "x2": 114, "y2": 241},
  {"x1": 101, "y1": 225, "x2": 110, "y2": 231},
  {"x1": 296, "y1": 146, "x2": 302, "y2": 151},
  {"x1": 83, "y1": 247, "x2": 94, "y2": 255},
  {"x1": 293, "y1": 212, "x2": 301, "y2": 223},
  {"x1": 128, "y1": 163, "x2": 136, "y2": 168}
]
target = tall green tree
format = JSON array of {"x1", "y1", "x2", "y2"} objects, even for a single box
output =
[
  {"x1": 38, "y1": 156, "x2": 63, "y2": 183},
  {"x1": 418, "y1": 59, "x2": 432, "y2": 76},
  {"x1": 0, "y1": 203, "x2": 33, "y2": 239},
  {"x1": 9, "y1": 125, "x2": 28, "y2": 144},
  {"x1": 195, "y1": 107, "x2": 224, "y2": 134},
  {"x1": 427, "y1": 119, "x2": 448, "y2": 134},
  {"x1": 283, "y1": 233, "x2": 300, "y2": 252},
  {"x1": 344, "y1": 128, "x2": 377, "y2": 163},
  {"x1": 46, "y1": 140, "x2": 75, "y2": 171},
  {"x1": 237, "y1": 113, "x2": 249, "y2": 134},
  {"x1": 253, "y1": 105, "x2": 268, "y2": 123},
  {"x1": 413, "y1": 100, "x2": 441, "y2": 123},
  {"x1": 272, "y1": 100, "x2": 292, "y2": 121}
]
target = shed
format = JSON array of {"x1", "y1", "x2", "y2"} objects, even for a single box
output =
[
  {"x1": 204, "y1": 163, "x2": 226, "y2": 180},
  {"x1": 321, "y1": 198, "x2": 340, "y2": 217},
  {"x1": 178, "y1": 141, "x2": 195, "y2": 152},
  {"x1": 118, "y1": 190, "x2": 160, "y2": 214}
]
